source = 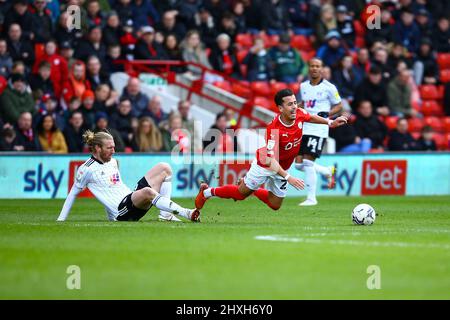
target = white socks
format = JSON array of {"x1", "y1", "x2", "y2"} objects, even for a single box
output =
[
  {"x1": 203, "y1": 188, "x2": 213, "y2": 198},
  {"x1": 314, "y1": 163, "x2": 332, "y2": 177},
  {"x1": 159, "y1": 176, "x2": 173, "y2": 217},
  {"x1": 152, "y1": 193, "x2": 191, "y2": 219},
  {"x1": 303, "y1": 159, "x2": 317, "y2": 202}
]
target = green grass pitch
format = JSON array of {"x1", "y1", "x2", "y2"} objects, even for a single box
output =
[{"x1": 0, "y1": 196, "x2": 449, "y2": 299}]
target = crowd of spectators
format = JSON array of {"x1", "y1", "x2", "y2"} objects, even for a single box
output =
[{"x1": 0, "y1": 0, "x2": 449, "y2": 154}]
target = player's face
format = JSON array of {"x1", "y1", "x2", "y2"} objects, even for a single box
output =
[
  {"x1": 279, "y1": 95, "x2": 298, "y2": 120},
  {"x1": 309, "y1": 59, "x2": 323, "y2": 79},
  {"x1": 99, "y1": 139, "x2": 115, "y2": 162}
]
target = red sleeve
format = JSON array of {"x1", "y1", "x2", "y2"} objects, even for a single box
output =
[{"x1": 298, "y1": 108, "x2": 311, "y2": 122}]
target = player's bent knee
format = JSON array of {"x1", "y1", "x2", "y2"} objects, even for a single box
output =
[
  {"x1": 159, "y1": 162, "x2": 172, "y2": 176},
  {"x1": 142, "y1": 187, "x2": 157, "y2": 200},
  {"x1": 269, "y1": 203, "x2": 281, "y2": 211}
]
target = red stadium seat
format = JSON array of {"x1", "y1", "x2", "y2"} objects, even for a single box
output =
[
  {"x1": 289, "y1": 82, "x2": 300, "y2": 94},
  {"x1": 236, "y1": 33, "x2": 253, "y2": 48},
  {"x1": 262, "y1": 34, "x2": 279, "y2": 47},
  {"x1": 290, "y1": 35, "x2": 313, "y2": 51},
  {"x1": 251, "y1": 81, "x2": 271, "y2": 97},
  {"x1": 385, "y1": 116, "x2": 399, "y2": 130},
  {"x1": 213, "y1": 81, "x2": 232, "y2": 92},
  {"x1": 437, "y1": 53, "x2": 450, "y2": 69},
  {"x1": 300, "y1": 50, "x2": 316, "y2": 61},
  {"x1": 408, "y1": 117, "x2": 424, "y2": 132},
  {"x1": 253, "y1": 96, "x2": 275, "y2": 111},
  {"x1": 271, "y1": 82, "x2": 288, "y2": 97},
  {"x1": 433, "y1": 133, "x2": 448, "y2": 150},
  {"x1": 440, "y1": 69, "x2": 450, "y2": 83},
  {"x1": 446, "y1": 133, "x2": 450, "y2": 149},
  {"x1": 421, "y1": 100, "x2": 443, "y2": 117},
  {"x1": 231, "y1": 81, "x2": 252, "y2": 98},
  {"x1": 419, "y1": 85, "x2": 440, "y2": 100},
  {"x1": 437, "y1": 85, "x2": 445, "y2": 100},
  {"x1": 444, "y1": 117, "x2": 450, "y2": 133},
  {"x1": 236, "y1": 49, "x2": 249, "y2": 64},
  {"x1": 424, "y1": 116, "x2": 444, "y2": 133}
]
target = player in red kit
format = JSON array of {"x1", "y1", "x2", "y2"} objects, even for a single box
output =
[{"x1": 195, "y1": 89, "x2": 348, "y2": 211}]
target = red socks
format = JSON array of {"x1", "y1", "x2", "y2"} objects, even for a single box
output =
[
  {"x1": 211, "y1": 185, "x2": 247, "y2": 201},
  {"x1": 211, "y1": 186, "x2": 279, "y2": 210},
  {"x1": 254, "y1": 188, "x2": 279, "y2": 210}
]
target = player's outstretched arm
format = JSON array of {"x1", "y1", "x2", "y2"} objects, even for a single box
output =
[
  {"x1": 308, "y1": 114, "x2": 348, "y2": 128},
  {"x1": 57, "y1": 186, "x2": 82, "y2": 221},
  {"x1": 265, "y1": 157, "x2": 305, "y2": 190}
]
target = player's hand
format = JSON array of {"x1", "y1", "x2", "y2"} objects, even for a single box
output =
[
  {"x1": 329, "y1": 116, "x2": 348, "y2": 128},
  {"x1": 287, "y1": 176, "x2": 305, "y2": 190}
]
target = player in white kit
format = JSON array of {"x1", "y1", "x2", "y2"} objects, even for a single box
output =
[
  {"x1": 295, "y1": 58, "x2": 343, "y2": 206},
  {"x1": 57, "y1": 130, "x2": 200, "y2": 222}
]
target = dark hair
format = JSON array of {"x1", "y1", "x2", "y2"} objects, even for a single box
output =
[
  {"x1": 38, "y1": 60, "x2": 51, "y2": 69},
  {"x1": 215, "y1": 112, "x2": 226, "y2": 122},
  {"x1": 422, "y1": 125, "x2": 433, "y2": 133},
  {"x1": 308, "y1": 57, "x2": 324, "y2": 67},
  {"x1": 37, "y1": 114, "x2": 57, "y2": 134},
  {"x1": 274, "y1": 89, "x2": 294, "y2": 106},
  {"x1": 369, "y1": 65, "x2": 382, "y2": 74}
]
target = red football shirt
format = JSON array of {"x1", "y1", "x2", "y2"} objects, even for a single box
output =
[{"x1": 256, "y1": 108, "x2": 311, "y2": 170}]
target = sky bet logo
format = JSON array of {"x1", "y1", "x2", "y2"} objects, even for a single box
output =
[
  {"x1": 176, "y1": 163, "x2": 216, "y2": 190},
  {"x1": 24, "y1": 163, "x2": 64, "y2": 198}
]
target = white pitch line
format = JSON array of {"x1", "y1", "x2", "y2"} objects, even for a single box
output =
[{"x1": 255, "y1": 235, "x2": 450, "y2": 250}]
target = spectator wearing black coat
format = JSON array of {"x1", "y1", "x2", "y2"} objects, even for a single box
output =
[
  {"x1": 6, "y1": 23, "x2": 35, "y2": 68},
  {"x1": 29, "y1": 0, "x2": 54, "y2": 44},
  {"x1": 209, "y1": 33, "x2": 241, "y2": 79},
  {"x1": 365, "y1": 7, "x2": 394, "y2": 48},
  {"x1": 416, "y1": 125, "x2": 437, "y2": 151},
  {"x1": 243, "y1": 38, "x2": 273, "y2": 82},
  {"x1": 332, "y1": 55, "x2": 362, "y2": 101},
  {"x1": 74, "y1": 26, "x2": 107, "y2": 65},
  {"x1": 261, "y1": 0, "x2": 292, "y2": 35},
  {"x1": 102, "y1": 11, "x2": 122, "y2": 47},
  {"x1": 109, "y1": 98, "x2": 135, "y2": 148},
  {"x1": 29, "y1": 61, "x2": 54, "y2": 97},
  {"x1": 134, "y1": 26, "x2": 167, "y2": 60},
  {"x1": 393, "y1": 8, "x2": 421, "y2": 53},
  {"x1": 353, "y1": 100, "x2": 388, "y2": 150},
  {"x1": 432, "y1": 16, "x2": 450, "y2": 53},
  {"x1": 2, "y1": 0, "x2": 35, "y2": 42},
  {"x1": 353, "y1": 66, "x2": 390, "y2": 116},
  {"x1": 154, "y1": 11, "x2": 186, "y2": 43},
  {"x1": 388, "y1": 118, "x2": 418, "y2": 151},
  {"x1": 63, "y1": 111, "x2": 86, "y2": 153},
  {"x1": 413, "y1": 38, "x2": 439, "y2": 85},
  {"x1": 85, "y1": 55, "x2": 112, "y2": 92},
  {"x1": 336, "y1": 5, "x2": 355, "y2": 49},
  {"x1": 13, "y1": 111, "x2": 42, "y2": 151}
]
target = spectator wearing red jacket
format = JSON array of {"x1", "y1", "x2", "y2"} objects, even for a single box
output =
[{"x1": 32, "y1": 39, "x2": 68, "y2": 99}]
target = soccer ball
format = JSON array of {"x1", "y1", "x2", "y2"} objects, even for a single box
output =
[{"x1": 352, "y1": 204, "x2": 376, "y2": 225}]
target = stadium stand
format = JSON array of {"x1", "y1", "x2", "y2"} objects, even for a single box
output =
[{"x1": 0, "y1": 0, "x2": 449, "y2": 153}]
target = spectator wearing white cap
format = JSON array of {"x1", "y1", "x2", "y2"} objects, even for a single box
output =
[{"x1": 134, "y1": 25, "x2": 167, "y2": 60}]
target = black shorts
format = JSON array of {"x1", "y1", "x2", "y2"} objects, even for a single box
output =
[
  {"x1": 299, "y1": 135, "x2": 327, "y2": 158},
  {"x1": 116, "y1": 177, "x2": 152, "y2": 221}
]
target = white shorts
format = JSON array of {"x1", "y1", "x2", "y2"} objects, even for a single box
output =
[{"x1": 243, "y1": 160, "x2": 288, "y2": 198}]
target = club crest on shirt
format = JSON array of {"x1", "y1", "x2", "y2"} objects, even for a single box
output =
[
  {"x1": 298, "y1": 122, "x2": 303, "y2": 129},
  {"x1": 110, "y1": 173, "x2": 120, "y2": 184}
]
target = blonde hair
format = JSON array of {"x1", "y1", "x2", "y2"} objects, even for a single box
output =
[
  {"x1": 136, "y1": 117, "x2": 162, "y2": 152},
  {"x1": 82, "y1": 130, "x2": 113, "y2": 152}
]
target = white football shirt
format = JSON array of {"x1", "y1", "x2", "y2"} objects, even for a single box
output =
[
  {"x1": 299, "y1": 79, "x2": 341, "y2": 138},
  {"x1": 75, "y1": 156, "x2": 132, "y2": 221}
]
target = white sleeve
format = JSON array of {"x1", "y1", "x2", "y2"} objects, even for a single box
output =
[
  {"x1": 57, "y1": 185, "x2": 82, "y2": 221},
  {"x1": 57, "y1": 166, "x2": 91, "y2": 221},
  {"x1": 328, "y1": 84, "x2": 342, "y2": 105}
]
